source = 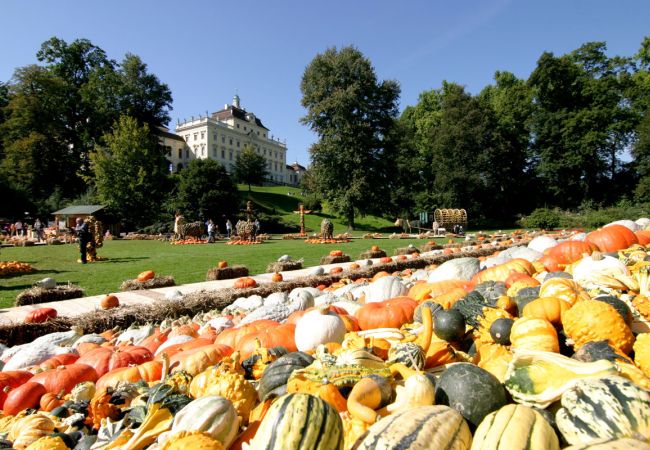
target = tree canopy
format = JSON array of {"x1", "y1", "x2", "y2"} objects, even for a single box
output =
[
  {"x1": 300, "y1": 46, "x2": 400, "y2": 229},
  {"x1": 233, "y1": 144, "x2": 269, "y2": 191}
]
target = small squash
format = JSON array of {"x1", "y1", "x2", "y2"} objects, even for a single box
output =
[
  {"x1": 101, "y1": 294, "x2": 120, "y2": 310},
  {"x1": 137, "y1": 270, "x2": 155, "y2": 282}
]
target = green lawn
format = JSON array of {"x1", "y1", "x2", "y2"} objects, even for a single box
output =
[
  {"x1": 236, "y1": 185, "x2": 398, "y2": 232},
  {"x1": 0, "y1": 237, "x2": 439, "y2": 308}
]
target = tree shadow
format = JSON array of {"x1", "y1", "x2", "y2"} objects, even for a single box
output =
[
  {"x1": 0, "y1": 283, "x2": 33, "y2": 291},
  {"x1": 99, "y1": 256, "x2": 148, "y2": 264}
]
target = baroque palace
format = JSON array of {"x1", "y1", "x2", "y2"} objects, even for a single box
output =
[{"x1": 160, "y1": 94, "x2": 302, "y2": 185}]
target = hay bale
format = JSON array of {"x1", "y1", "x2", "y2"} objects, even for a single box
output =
[
  {"x1": 420, "y1": 242, "x2": 443, "y2": 252},
  {"x1": 320, "y1": 255, "x2": 350, "y2": 265},
  {"x1": 120, "y1": 276, "x2": 175, "y2": 291},
  {"x1": 266, "y1": 261, "x2": 303, "y2": 273},
  {"x1": 394, "y1": 246, "x2": 419, "y2": 256},
  {"x1": 359, "y1": 250, "x2": 386, "y2": 259},
  {"x1": 15, "y1": 285, "x2": 85, "y2": 306},
  {"x1": 206, "y1": 265, "x2": 249, "y2": 281}
]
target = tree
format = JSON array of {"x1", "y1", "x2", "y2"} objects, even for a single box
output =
[
  {"x1": 88, "y1": 116, "x2": 170, "y2": 229},
  {"x1": 233, "y1": 144, "x2": 269, "y2": 191},
  {"x1": 300, "y1": 46, "x2": 400, "y2": 229},
  {"x1": 172, "y1": 159, "x2": 239, "y2": 222},
  {"x1": 631, "y1": 37, "x2": 650, "y2": 201}
]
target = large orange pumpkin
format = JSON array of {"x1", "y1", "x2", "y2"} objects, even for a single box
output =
[
  {"x1": 355, "y1": 296, "x2": 418, "y2": 330},
  {"x1": 156, "y1": 338, "x2": 214, "y2": 358},
  {"x1": 538, "y1": 278, "x2": 590, "y2": 306},
  {"x1": 3, "y1": 381, "x2": 46, "y2": 415},
  {"x1": 522, "y1": 296, "x2": 571, "y2": 327},
  {"x1": 140, "y1": 328, "x2": 170, "y2": 354},
  {"x1": 586, "y1": 224, "x2": 639, "y2": 252},
  {"x1": 407, "y1": 280, "x2": 472, "y2": 302},
  {"x1": 36, "y1": 353, "x2": 80, "y2": 372},
  {"x1": 236, "y1": 323, "x2": 297, "y2": 360},
  {"x1": 77, "y1": 346, "x2": 153, "y2": 377},
  {"x1": 30, "y1": 364, "x2": 98, "y2": 394},
  {"x1": 537, "y1": 254, "x2": 562, "y2": 272},
  {"x1": 471, "y1": 259, "x2": 535, "y2": 284},
  {"x1": 0, "y1": 371, "x2": 34, "y2": 409},
  {"x1": 215, "y1": 320, "x2": 279, "y2": 349},
  {"x1": 24, "y1": 307, "x2": 57, "y2": 324},
  {"x1": 234, "y1": 277, "x2": 258, "y2": 288},
  {"x1": 545, "y1": 240, "x2": 597, "y2": 266},
  {"x1": 636, "y1": 230, "x2": 650, "y2": 245},
  {"x1": 168, "y1": 343, "x2": 233, "y2": 375},
  {"x1": 95, "y1": 360, "x2": 163, "y2": 391}
]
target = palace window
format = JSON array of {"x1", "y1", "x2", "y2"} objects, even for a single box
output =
[
  {"x1": 185, "y1": 134, "x2": 189, "y2": 141},
  {"x1": 221, "y1": 150, "x2": 225, "y2": 158},
  {"x1": 236, "y1": 124, "x2": 239, "y2": 128},
  {"x1": 178, "y1": 149, "x2": 182, "y2": 159},
  {"x1": 229, "y1": 138, "x2": 233, "y2": 145},
  {"x1": 229, "y1": 151, "x2": 233, "y2": 160},
  {"x1": 236, "y1": 141, "x2": 240, "y2": 147},
  {"x1": 213, "y1": 146, "x2": 217, "y2": 157},
  {"x1": 193, "y1": 133, "x2": 198, "y2": 141},
  {"x1": 200, "y1": 131, "x2": 205, "y2": 139},
  {"x1": 222, "y1": 136, "x2": 225, "y2": 143},
  {"x1": 185, "y1": 149, "x2": 189, "y2": 158}
]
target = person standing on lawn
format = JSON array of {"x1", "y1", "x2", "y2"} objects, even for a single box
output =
[{"x1": 75, "y1": 217, "x2": 90, "y2": 264}]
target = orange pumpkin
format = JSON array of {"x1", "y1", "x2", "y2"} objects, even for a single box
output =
[
  {"x1": 546, "y1": 240, "x2": 597, "y2": 265},
  {"x1": 330, "y1": 250, "x2": 344, "y2": 257},
  {"x1": 168, "y1": 324, "x2": 199, "y2": 339},
  {"x1": 355, "y1": 297, "x2": 418, "y2": 330},
  {"x1": 510, "y1": 317, "x2": 559, "y2": 353},
  {"x1": 137, "y1": 270, "x2": 155, "y2": 282},
  {"x1": 169, "y1": 343, "x2": 234, "y2": 375},
  {"x1": 215, "y1": 320, "x2": 279, "y2": 349},
  {"x1": 100, "y1": 294, "x2": 120, "y2": 310},
  {"x1": 0, "y1": 371, "x2": 33, "y2": 410},
  {"x1": 30, "y1": 364, "x2": 98, "y2": 394},
  {"x1": 379, "y1": 257, "x2": 393, "y2": 264},
  {"x1": 36, "y1": 353, "x2": 80, "y2": 372},
  {"x1": 157, "y1": 338, "x2": 214, "y2": 358},
  {"x1": 471, "y1": 259, "x2": 535, "y2": 284},
  {"x1": 522, "y1": 296, "x2": 570, "y2": 327},
  {"x1": 236, "y1": 323, "x2": 297, "y2": 360},
  {"x1": 234, "y1": 277, "x2": 257, "y2": 288},
  {"x1": 371, "y1": 271, "x2": 391, "y2": 281},
  {"x1": 24, "y1": 307, "x2": 57, "y2": 324},
  {"x1": 271, "y1": 272, "x2": 283, "y2": 282},
  {"x1": 371, "y1": 245, "x2": 380, "y2": 252},
  {"x1": 330, "y1": 267, "x2": 343, "y2": 274},
  {"x1": 77, "y1": 346, "x2": 153, "y2": 377},
  {"x1": 95, "y1": 360, "x2": 163, "y2": 391},
  {"x1": 348, "y1": 263, "x2": 361, "y2": 270},
  {"x1": 586, "y1": 224, "x2": 639, "y2": 252},
  {"x1": 636, "y1": 230, "x2": 650, "y2": 246},
  {"x1": 431, "y1": 288, "x2": 467, "y2": 309},
  {"x1": 140, "y1": 328, "x2": 170, "y2": 354},
  {"x1": 538, "y1": 278, "x2": 589, "y2": 306},
  {"x1": 218, "y1": 261, "x2": 228, "y2": 269},
  {"x1": 425, "y1": 340, "x2": 458, "y2": 368},
  {"x1": 505, "y1": 273, "x2": 539, "y2": 288},
  {"x1": 537, "y1": 254, "x2": 562, "y2": 272},
  {"x1": 407, "y1": 280, "x2": 472, "y2": 302},
  {"x1": 3, "y1": 381, "x2": 46, "y2": 415},
  {"x1": 39, "y1": 391, "x2": 66, "y2": 412}
]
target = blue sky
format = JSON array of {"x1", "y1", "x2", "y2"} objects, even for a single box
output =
[{"x1": 1, "y1": 0, "x2": 648, "y2": 166}]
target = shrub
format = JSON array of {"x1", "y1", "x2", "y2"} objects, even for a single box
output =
[
  {"x1": 303, "y1": 194, "x2": 322, "y2": 212},
  {"x1": 519, "y1": 208, "x2": 562, "y2": 230}
]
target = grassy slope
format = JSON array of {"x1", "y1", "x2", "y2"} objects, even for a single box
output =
[
  {"x1": 236, "y1": 185, "x2": 397, "y2": 232},
  {"x1": 0, "y1": 237, "x2": 435, "y2": 308}
]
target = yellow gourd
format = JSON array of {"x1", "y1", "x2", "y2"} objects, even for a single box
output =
[
  {"x1": 634, "y1": 333, "x2": 650, "y2": 377},
  {"x1": 562, "y1": 300, "x2": 634, "y2": 354},
  {"x1": 160, "y1": 430, "x2": 226, "y2": 450},
  {"x1": 510, "y1": 317, "x2": 559, "y2": 353},
  {"x1": 25, "y1": 436, "x2": 70, "y2": 450},
  {"x1": 8, "y1": 414, "x2": 56, "y2": 449}
]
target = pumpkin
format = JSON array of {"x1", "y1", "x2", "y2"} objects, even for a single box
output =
[
  {"x1": 234, "y1": 277, "x2": 257, "y2": 288},
  {"x1": 189, "y1": 356, "x2": 257, "y2": 421},
  {"x1": 433, "y1": 309, "x2": 466, "y2": 342},
  {"x1": 137, "y1": 270, "x2": 155, "y2": 282},
  {"x1": 294, "y1": 307, "x2": 346, "y2": 352},
  {"x1": 354, "y1": 405, "x2": 471, "y2": 450},
  {"x1": 593, "y1": 296, "x2": 633, "y2": 325},
  {"x1": 77, "y1": 345, "x2": 153, "y2": 377},
  {"x1": 257, "y1": 352, "x2": 314, "y2": 401},
  {"x1": 379, "y1": 256, "x2": 393, "y2": 264},
  {"x1": 364, "y1": 276, "x2": 408, "y2": 303},
  {"x1": 546, "y1": 240, "x2": 597, "y2": 265},
  {"x1": 39, "y1": 391, "x2": 66, "y2": 412},
  {"x1": 407, "y1": 279, "x2": 472, "y2": 302},
  {"x1": 505, "y1": 272, "x2": 540, "y2": 288},
  {"x1": 634, "y1": 333, "x2": 650, "y2": 377},
  {"x1": 218, "y1": 261, "x2": 228, "y2": 269},
  {"x1": 30, "y1": 364, "x2": 98, "y2": 394},
  {"x1": 247, "y1": 393, "x2": 343, "y2": 450},
  {"x1": 330, "y1": 250, "x2": 343, "y2": 257},
  {"x1": 236, "y1": 323, "x2": 296, "y2": 360},
  {"x1": 329, "y1": 266, "x2": 343, "y2": 274},
  {"x1": 432, "y1": 288, "x2": 469, "y2": 309},
  {"x1": 472, "y1": 258, "x2": 535, "y2": 284},
  {"x1": 8, "y1": 413, "x2": 56, "y2": 449},
  {"x1": 476, "y1": 342, "x2": 512, "y2": 383},
  {"x1": 24, "y1": 307, "x2": 57, "y2": 324},
  {"x1": 522, "y1": 296, "x2": 571, "y2": 326},
  {"x1": 0, "y1": 371, "x2": 34, "y2": 409},
  {"x1": 271, "y1": 272, "x2": 283, "y2": 282},
  {"x1": 385, "y1": 366, "x2": 435, "y2": 414},
  {"x1": 25, "y1": 435, "x2": 70, "y2": 450},
  {"x1": 563, "y1": 438, "x2": 650, "y2": 449},
  {"x1": 348, "y1": 263, "x2": 361, "y2": 270},
  {"x1": 160, "y1": 431, "x2": 226, "y2": 449},
  {"x1": 35, "y1": 353, "x2": 80, "y2": 372},
  {"x1": 355, "y1": 296, "x2": 417, "y2": 330},
  {"x1": 538, "y1": 254, "x2": 562, "y2": 272},
  {"x1": 586, "y1": 224, "x2": 639, "y2": 252},
  {"x1": 3, "y1": 381, "x2": 47, "y2": 415},
  {"x1": 538, "y1": 278, "x2": 589, "y2": 306},
  {"x1": 510, "y1": 317, "x2": 559, "y2": 353},
  {"x1": 95, "y1": 360, "x2": 163, "y2": 391},
  {"x1": 169, "y1": 344, "x2": 234, "y2": 376},
  {"x1": 215, "y1": 320, "x2": 279, "y2": 349},
  {"x1": 504, "y1": 350, "x2": 618, "y2": 408},
  {"x1": 471, "y1": 404, "x2": 559, "y2": 450},
  {"x1": 489, "y1": 318, "x2": 514, "y2": 345},
  {"x1": 562, "y1": 300, "x2": 634, "y2": 354},
  {"x1": 387, "y1": 343, "x2": 425, "y2": 370},
  {"x1": 168, "y1": 324, "x2": 199, "y2": 339},
  {"x1": 435, "y1": 362, "x2": 507, "y2": 428},
  {"x1": 347, "y1": 375, "x2": 392, "y2": 424},
  {"x1": 556, "y1": 376, "x2": 650, "y2": 445},
  {"x1": 166, "y1": 396, "x2": 239, "y2": 448},
  {"x1": 100, "y1": 294, "x2": 120, "y2": 310}
]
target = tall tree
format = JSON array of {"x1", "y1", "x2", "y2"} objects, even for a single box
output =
[
  {"x1": 172, "y1": 159, "x2": 239, "y2": 222},
  {"x1": 300, "y1": 46, "x2": 400, "y2": 228},
  {"x1": 631, "y1": 37, "x2": 650, "y2": 200},
  {"x1": 88, "y1": 116, "x2": 170, "y2": 229},
  {"x1": 233, "y1": 144, "x2": 269, "y2": 191}
]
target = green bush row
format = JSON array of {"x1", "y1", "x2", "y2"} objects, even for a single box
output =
[{"x1": 519, "y1": 202, "x2": 650, "y2": 230}]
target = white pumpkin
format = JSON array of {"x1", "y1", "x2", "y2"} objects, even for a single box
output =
[
  {"x1": 154, "y1": 335, "x2": 194, "y2": 356},
  {"x1": 427, "y1": 257, "x2": 480, "y2": 282},
  {"x1": 503, "y1": 246, "x2": 543, "y2": 262},
  {"x1": 3, "y1": 343, "x2": 73, "y2": 371},
  {"x1": 310, "y1": 266, "x2": 325, "y2": 276},
  {"x1": 364, "y1": 276, "x2": 407, "y2": 303},
  {"x1": 36, "y1": 277, "x2": 56, "y2": 290},
  {"x1": 288, "y1": 289, "x2": 314, "y2": 311},
  {"x1": 165, "y1": 396, "x2": 240, "y2": 448},
  {"x1": 636, "y1": 218, "x2": 650, "y2": 230},
  {"x1": 572, "y1": 252, "x2": 630, "y2": 290},
  {"x1": 264, "y1": 292, "x2": 288, "y2": 306},
  {"x1": 570, "y1": 232, "x2": 587, "y2": 241},
  {"x1": 607, "y1": 219, "x2": 640, "y2": 232},
  {"x1": 528, "y1": 235, "x2": 558, "y2": 253},
  {"x1": 231, "y1": 295, "x2": 264, "y2": 311},
  {"x1": 164, "y1": 290, "x2": 183, "y2": 301},
  {"x1": 294, "y1": 306, "x2": 346, "y2": 352},
  {"x1": 277, "y1": 254, "x2": 292, "y2": 262}
]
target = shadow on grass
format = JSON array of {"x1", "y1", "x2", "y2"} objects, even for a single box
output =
[
  {"x1": 0, "y1": 283, "x2": 32, "y2": 291},
  {"x1": 0, "y1": 268, "x2": 69, "y2": 279},
  {"x1": 97, "y1": 256, "x2": 148, "y2": 264}
]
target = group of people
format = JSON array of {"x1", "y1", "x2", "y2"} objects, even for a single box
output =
[
  {"x1": 3, "y1": 219, "x2": 45, "y2": 242},
  {"x1": 204, "y1": 217, "x2": 261, "y2": 242}
]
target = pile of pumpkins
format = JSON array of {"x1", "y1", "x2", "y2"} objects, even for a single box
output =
[
  {"x1": 0, "y1": 261, "x2": 34, "y2": 278},
  {"x1": 0, "y1": 219, "x2": 650, "y2": 449}
]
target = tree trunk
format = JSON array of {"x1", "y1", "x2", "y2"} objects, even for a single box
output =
[
  {"x1": 347, "y1": 206, "x2": 355, "y2": 231},
  {"x1": 248, "y1": 182, "x2": 252, "y2": 192}
]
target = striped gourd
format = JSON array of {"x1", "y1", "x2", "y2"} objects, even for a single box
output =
[
  {"x1": 355, "y1": 405, "x2": 471, "y2": 450},
  {"x1": 387, "y1": 343, "x2": 425, "y2": 370},
  {"x1": 563, "y1": 437, "x2": 650, "y2": 449},
  {"x1": 556, "y1": 376, "x2": 650, "y2": 445},
  {"x1": 248, "y1": 393, "x2": 343, "y2": 450},
  {"x1": 334, "y1": 349, "x2": 386, "y2": 369},
  {"x1": 288, "y1": 364, "x2": 392, "y2": 389},
  {"x1": 169, "y1": 396, "x2": 240, "y2": 448},
  {"x1": 471, "y1": 404, "x2": 559, "y2": 450}
]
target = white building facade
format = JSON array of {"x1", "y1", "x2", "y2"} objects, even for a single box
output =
[{"x1": 171, "y1": 95, "x2": 288, "y2": 183}]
